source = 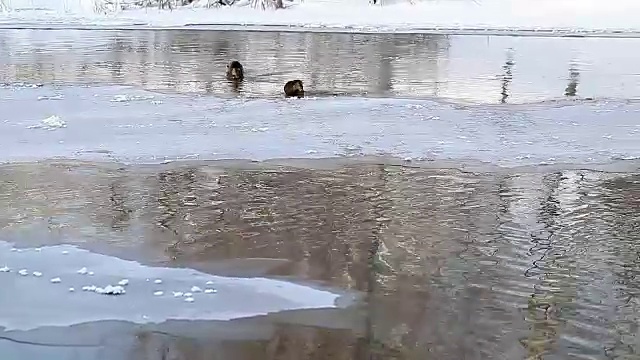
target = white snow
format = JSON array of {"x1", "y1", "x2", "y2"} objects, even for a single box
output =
[
  {"x1": 27, "y1": 115, "x2": 67, "y2": 130},
  {"x1": 2, "y1": 0, "x2": 640, "y2": 33},
  {"x1": 95, "y1": 285, "x2": 126, "y2": 295}
]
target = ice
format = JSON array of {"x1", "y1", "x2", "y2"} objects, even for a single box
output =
[
  {"x1": 18, "y1": 269, "x2": 28, "y2": 276},
  {"x1": 32, "y1": 271, "x2": 43, "y2": 277},
  {"x1": 27, "y1": 115, "x2": 67, "y2": 130},
  {"x1": 153, "y1": 279, "x2": 162, "y2": 284},
  {"x1": 204, "y1": 289, "x2": 217, "y2": 294},
  {"x1": 153, "y1": 291, "x2": 164, "y2": 296},
  {"x1": 37, "y1": 94, "x2": 64, "y2": 101},
  {"x1": 0, "y1": 240, "x2": 345, "y2": 331},
  {"x1": 77, "y1": 267, "x2": 88, "y2": 274},
  {"x1": 94, "y1": 285, "x2": 126, "y2": 295},
  {"x1": 50, "y1": 277, "x2": 62, "y2": 283},
  {"x1": 190, "y1": 286, "x2": 203, "y2": 293},
  {"x1": 0, "y1": 266, "x2": 9, "y2": 272},
  {"x1": 117, "y1": 279, "x2": 129, "y2": 286},
  {"x1": 1, "y1": 85, "x2": 638, "y2": 168}
]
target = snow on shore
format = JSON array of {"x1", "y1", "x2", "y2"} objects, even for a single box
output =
[{"x1": 2, "y1": 0, "x2": 640, "y2": 34}]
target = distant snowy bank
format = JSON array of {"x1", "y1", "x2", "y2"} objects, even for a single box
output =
[{"x1": 1, "y1": 0, "x2": 640, "y2": 34}]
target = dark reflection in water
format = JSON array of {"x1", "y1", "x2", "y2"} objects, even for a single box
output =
[
  {"x1": 0, "y1": 161, "x2": 639, "y2": 359},
  {"x1": 565, "y1": 63, "x2": 580, "y2": 97},
  {"x1": 500, "y1": 48, "x2": 514, "y2": 104},
  {"x1": 1, "y1": 29, "x2": 639, "y2": 103}
]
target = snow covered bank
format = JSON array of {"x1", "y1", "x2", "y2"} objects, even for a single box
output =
[{"x1": 2, "y1": 0, "x2": 640, "y2": 34}]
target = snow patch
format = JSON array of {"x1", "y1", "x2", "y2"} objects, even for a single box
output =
[
  {"x1": 27, "y1": 115, "x2": 67, "y2": 130},
  {"x1": 2, "y1": 0, "x2": 640, "y2": 33}
]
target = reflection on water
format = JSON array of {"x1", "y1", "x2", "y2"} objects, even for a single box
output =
[
  {"x1": 1, "y1": 29, "x2": 640, "y2": 103},
  {"x1": 0, "y1": 161, "x2": 639, "y2": 359}
]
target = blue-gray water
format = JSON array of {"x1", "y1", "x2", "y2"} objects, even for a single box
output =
[{"x1": 0, "y1": 29, "x2": 639, "y2": 359}]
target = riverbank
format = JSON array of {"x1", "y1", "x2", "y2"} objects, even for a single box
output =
[{"x1": 2, "y1": 0, "x2": 640, "y2": 34}]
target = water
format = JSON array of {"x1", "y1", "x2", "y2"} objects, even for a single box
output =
[
  {"x1": 0, "y1": 28, "x2": 639, "y2": 359},
  {"x1": 0, "y1": 30, "x2": 639, "y2": 103},
  {"x1": 0, "y1": 161, "x2": 639, "y2": 358}
]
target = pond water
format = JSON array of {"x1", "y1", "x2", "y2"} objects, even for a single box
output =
[
  {"x1": 0, "y1": 28, "x2": 639, "y2": 360},
  {"x1": 1, "y1": 29, "x2": 639, "y2": 103}
]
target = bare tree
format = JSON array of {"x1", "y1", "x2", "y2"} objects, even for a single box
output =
[{"x1": 250, "y1": 0, "x2": 283, "y2": 10}]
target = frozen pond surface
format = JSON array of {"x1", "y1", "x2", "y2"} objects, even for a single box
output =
[
  {"x1": 1, "y1": 83, "x2": 639, "y2": 168},
  {"x1": 0, "y1": 240, "x2": 344, "y2": 332}
]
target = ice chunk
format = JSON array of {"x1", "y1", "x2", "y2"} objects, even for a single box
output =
[
  {"x1": 50, "y1": 277, "x2": 61, "y2": 283},
  {"x1": 37, "y1": 115, "x2": 67, "y2": 129},
  {"x1": 95, "y1": 285, "x2": 126, "y2": 295}
]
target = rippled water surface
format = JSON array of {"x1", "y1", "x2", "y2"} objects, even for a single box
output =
[
  {"x1": 1, "y1": 29, "x2": 639, "y2": 103},
  {"x1": 0, "y1": 27, "x2": 639, "y2": 359},
  {"x1": 0, "y1": 161, "x2": 639, "y2": 359}
]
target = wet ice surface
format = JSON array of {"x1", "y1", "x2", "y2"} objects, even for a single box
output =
[
  {"x1": 0, "y1": 240, "x2": 343, "y2": 332},
  {"x1": 1, "y1": 83, "x2": 639, "y2": 167}
]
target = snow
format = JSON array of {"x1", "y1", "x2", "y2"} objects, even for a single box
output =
[{"x1": 2, "y1": 0, "x2": 640, "y2": 34}]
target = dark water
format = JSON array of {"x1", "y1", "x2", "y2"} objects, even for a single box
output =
[
  {"x1": 1, "y1": 29, "x2": 640, "y2": 103},
  {"x1": 1, "y1": 161, "x2": 639, "y2": 359}
]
